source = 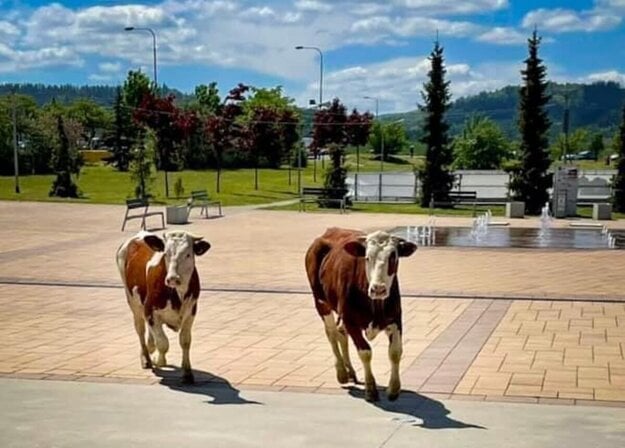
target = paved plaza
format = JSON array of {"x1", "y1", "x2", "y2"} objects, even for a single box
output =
[{"x1": 1, "y1": 200, "x2": 625, "y2": 445}]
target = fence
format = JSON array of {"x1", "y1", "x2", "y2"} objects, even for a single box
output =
[{"x1": 345, "y1": 169, "x2": 617, "y2": 203}]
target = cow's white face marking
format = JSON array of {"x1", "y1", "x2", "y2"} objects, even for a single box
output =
[
  {"x1": 344, "y1": 231, "x2": 417, "y2": 301},
  {"x1": 143, "y1": 231, "x2": 211, "y2": 289}
]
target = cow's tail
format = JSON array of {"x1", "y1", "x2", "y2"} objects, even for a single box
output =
[{"x1": 305, "y1": 238, "x2": 333, "y2": 316}]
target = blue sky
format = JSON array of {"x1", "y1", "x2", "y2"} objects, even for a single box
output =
[{"x1": 1, "y1": 0, "x2": 625, "y2": 113}]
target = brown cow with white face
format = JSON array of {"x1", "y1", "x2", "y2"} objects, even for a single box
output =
[
  {"x1": 305, "y1": 228, "x2": 417, "y2": 401},
  {"x1": 116, "y1": 230, "x2": 211, "y2": 384}
]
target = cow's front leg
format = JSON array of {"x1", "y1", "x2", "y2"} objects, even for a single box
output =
[
  {"x1": 385, "y1": 324, "x2": 402, "y2": 401},
  {"x1": 148, "y1": 319, "x2": 169, "y2": 367},
  {"x1": 179, "y1": 313, "x2": 195, "y2": 385},
  {"x1": 346, "y1": 324, "x2": 378, "y2": 402}
]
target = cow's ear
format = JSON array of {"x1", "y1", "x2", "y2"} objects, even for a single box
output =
[
  {"x1": 344, "y1": 238, "x2": 366, "y2": 258},
  {"x1": 193, "y1": 240, "x2": 211, "y2": 256},
  {"x1": 144, "y1": 234, "x2": 165, "y2": 252},
  {"x1": 397, "y1": 240, "x2": 417, "y2": 258}
]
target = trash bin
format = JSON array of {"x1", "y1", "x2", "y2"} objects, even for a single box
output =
[{"x1": 166, "y1": 206, "x2": 189, "y2": 225}]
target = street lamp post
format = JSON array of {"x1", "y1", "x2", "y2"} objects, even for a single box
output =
[
  {"x1": 295, "y1": 45, "x2": 323, "y2": 183},
  {"x1": 363, "y1": 96, "x2": 379, "y2": 174},
  {"x1": 11, "y1": 93, "x2": 19, "y2": 194},
  {"x1": 125, "y1": 26, "x2": 170, "y2": 197},
  {"x1": 124, "y1": 26, "x2": 157, "y2": 88}
]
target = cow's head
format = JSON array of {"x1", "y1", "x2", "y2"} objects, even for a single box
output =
[
  {"x1": 344, "y1": 231, "x2": 417, "y2": 300},
  {"x1": 143, "y1": 231, "x2": 211, "y2": 288}
]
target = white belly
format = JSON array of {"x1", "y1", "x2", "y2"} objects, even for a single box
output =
[{"x1": 155, "y1": 304, "x2": 183, "y2": 331}]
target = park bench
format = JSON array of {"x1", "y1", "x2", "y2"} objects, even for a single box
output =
[
  {"x1": 448, "y1": 191, "x2": 478, "y2": 204},
  {"x1": 121, "y1": 198, "x2": 165, "y2": 231},
  {"x1": 188, "y1": 189, "x2": 223, "y2": 219},
  {"x1": 430, "y1": 191, "x2": 478, "y2": 208},
  {"x1": 299, "y1": 187, "x2": 349, "y2": 213}
]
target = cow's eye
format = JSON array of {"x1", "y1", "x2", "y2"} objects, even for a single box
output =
[{"x1": 186, "y1": 254, "x2": 191, "y2": 259}]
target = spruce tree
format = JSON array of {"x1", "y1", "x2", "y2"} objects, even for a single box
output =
[
  {"x1": 613, "y1": 104, "x2": 625, "y2": 212},
  {"x1": 49, "y1": 115, "x2": 79, "y2": 198},
  {"x1": 510, "y1": 30, "x2": 552, "y2": 214},
  {"x1": 111, "y1": 87, "x2": 130, "y2": 171},
  {"x1": 419, "y1": 40, "x2": 453, "y2": 207}
]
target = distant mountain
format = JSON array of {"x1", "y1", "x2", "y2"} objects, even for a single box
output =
[
  {"x1": 383, "y1": 81, "x2": 625, "y2": 141},
  {"x1": 2, "y1": 80, "x2": 624, "y2": 140}
]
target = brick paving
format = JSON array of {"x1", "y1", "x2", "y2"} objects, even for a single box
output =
[{"x1": 1, "y1": 200, "x2": 625, "y2": 406}]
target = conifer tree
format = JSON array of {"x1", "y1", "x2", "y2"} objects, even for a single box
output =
[
  {"x1": 613, "y1": 104, "x2": 625, "y2": 212},
  {"x1": 510, "y1": 30, "x2": 552, "y2": 214},
  {"x1": 419, "y1": 40, "x2": 453, "y2": 207}
]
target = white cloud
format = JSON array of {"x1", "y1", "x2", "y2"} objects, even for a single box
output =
[
  {"x1": 585, "y1": 70, "x2": 625, "y2": 85},
  {"x1": 476, "y1": 27, "x2": 528, "y2": 45},
  {"x1": 0, "y1": 43, "x2": 83, "y2": 73},
  {"x1": 391, "y1": 0, "x2": 508, "y2": 15},
  {"x1": 294, "y1": 0, "x2": 333, "y2": 13},
  {"x1": 350, "y1": 16, "x2": 480, "y2": 39},
  {"x1": 522, "y1": 7, "x2": 621, "y2": 32},
  {"x1": 297, "y1": 57, "x2": 522, "y2": 114},
  {"x1": 98, "y1": 62, "x2": 122, "y2": 73}
]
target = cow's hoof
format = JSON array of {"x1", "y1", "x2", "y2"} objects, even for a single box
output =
[
  {"x1": 387, "y1": 389, "x2": 400, "y2": 401},
  {"x1": 336, "y1": 367, "x2": 349, "y2": 384},
  {"x1": 347, "y1": 369, "x2": 358, "y2": 384},
  {"x1": 365, "y1": 387, "x2": 380, "y2": 402},
  {"x1": 181, "y1": 372, "x2": 195, "y2": 385},
  {"x1": 154, "y1": 356, "x2": 167, "y2": 368}
]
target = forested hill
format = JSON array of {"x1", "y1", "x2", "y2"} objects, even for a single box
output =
[
  {"x1": 384, "y1": 81, "x2": 625, "y2": 140},
  {"x1": 2, "y1": 80, "x2": 625, "y2": 138},
  {"x1": 0, "y1": 83, "x2": 189, "y2": 106}
]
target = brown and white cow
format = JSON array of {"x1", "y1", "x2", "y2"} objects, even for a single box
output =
[
  {"x1": 305, "y1": 227, "x2": 417, "y2": 401},
  {"x1": 116, "y1": 230, "x2": 211, "y2": 384}
]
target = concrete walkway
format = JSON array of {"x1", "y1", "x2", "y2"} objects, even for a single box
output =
[
  {"x1": 1, "y1": 378, "x2": 624, "y2": 448},
  {"x1": 2, "y1": 200, "x2": 625, "y2": 422}
]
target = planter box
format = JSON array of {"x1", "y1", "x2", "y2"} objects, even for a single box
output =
[
  {"x1": 593, "y1": 203, "x2": 612, "y2": 221},
  {"x1": 166, "y1": 205, "x2": 189, "y2": 225},
  {"x1": 505, "y1": 201, "x2": 525, "y2": 219}
]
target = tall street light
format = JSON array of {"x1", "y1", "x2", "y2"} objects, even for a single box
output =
[
  {"x1": 295, "y1": 46, "x2": 323, "y2": 110},
  {"x1": 125, "y1": 26, "x2": 171, "y2": 197},
  {"x1": 124, "y1": 26, "x2": 158, "y2": 88},
  {"x1": 295, "y1": 45, "x2": 323, "y2": 183},
  {"x1": 363, "y1": 96, "x2": 379, "y2": 174}
]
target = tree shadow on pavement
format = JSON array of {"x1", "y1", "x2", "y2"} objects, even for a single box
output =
[
  {"x1": 153, "y1": 366, "x2": 262, "y2": 406},
  {"x1": 347, "y1": 387, "x2": 485, "y2": 430}
]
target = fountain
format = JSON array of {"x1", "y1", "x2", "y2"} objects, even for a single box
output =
[{"x1": 393, "y1": 202, "x2": 623, "y2": 250}]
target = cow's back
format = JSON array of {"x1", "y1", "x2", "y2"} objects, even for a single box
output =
[
  {"x1": 306, "y1": 228, "x2": 368, "y2": 315},
  {"x1": 116, "y1": 234, "x2": 156, "y2": 303}
]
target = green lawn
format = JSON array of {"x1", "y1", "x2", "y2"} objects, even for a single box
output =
[
  {"x1": 2, "y1": 157, "x2": 623, "y2": 220},
  {"x1": 0, "y1": 155, "x2": 419, "y2": 206},
  {"x1": 0, "y1": 165, "x2": 320, "y2": 206}
]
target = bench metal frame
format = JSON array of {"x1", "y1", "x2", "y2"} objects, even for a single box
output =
[
  {"x1": 188, "y1": 189, "x2": 223, "y2": 219},
  {"x1": 121, "y1": 198, "x2": 165, "y2": 231},
  {"x1": 299, "y1": 187, "x2": 348, "y2": 214}
]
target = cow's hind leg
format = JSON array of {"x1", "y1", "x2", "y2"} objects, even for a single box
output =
[
  {"x1": 385, "y1": 324, "x2": 402, "y2": 401},
  {"x1": 148, "y1": 321, "x2": 169, "y2": 367},
  {"x1": 346, "y1": 324, "x2": 379, "y2": 402},
  {"x1": 322, "y1": 314, "x2": 349, "y2": 384},
  {"x1": 337, "y1": 324, "x2": 357, "y2": 383},
  {"x1": 127, "y1": 294, "x2": 151, "y2": 369},
  {"x1": 132, "y1": 312, "x2": 151, "y2": 369}
]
